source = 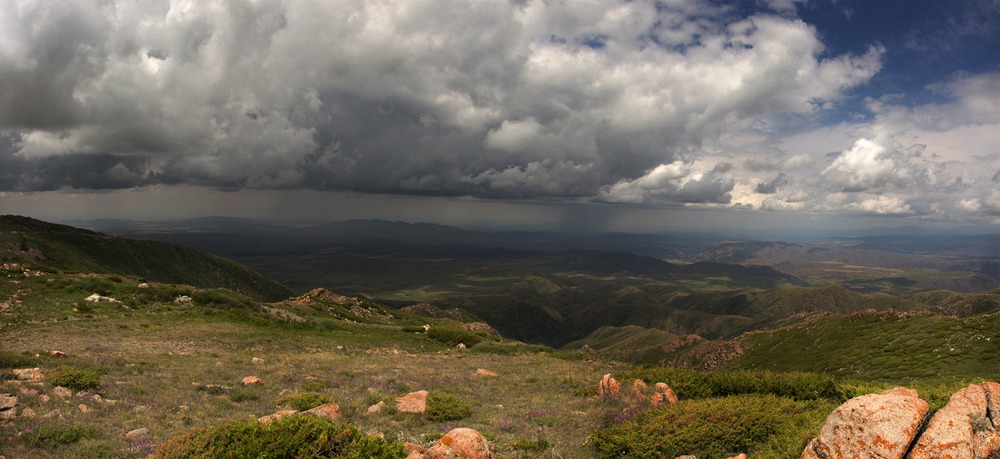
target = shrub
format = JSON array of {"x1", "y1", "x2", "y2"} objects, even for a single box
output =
[
  {"x1": 512, "y1": 438, "x2": 550, "y2": 452},
  {"x1": 301, "y1": 380, "x2": 327, "y2": 392},
  {"x1": 591, "y1": 394, "x2": 829, "y2": 458},
  {"x1": 401, "y1": 325, "x2": 426, "y2": 333},
  {"x1": 470, "y1": 341, "x2": 550, "y2": 355},
  {"x1": 50, "y1": 368, "x2": 101, "y2": 391},
  {"x1": 22, "y1": 420, "x2": 99, "y2": 448},
  {"x1": 426, "y1": 327, "x2": 483, "y2": 347},
  {"x1": 151, "y1": 415, "x2": 405, "y2": 458},
  {"x1": 277, "y1": 392, "x2": 333, "y2": 411},
  {"x1": 227, "y1": 388, "x2": 260, "y2": 403},
  {"x1": 618, "y1": 368, "x2": 845, "y2": 401},
  {"x1": 425, "y1": 393, "x2": 472, "y2": 422},
  {"x1": 0, "y1": 351, "x2": 34, "y2": 369},
  {"x1": 191, "y1": 289, "x2": 254, "y2": 310}
]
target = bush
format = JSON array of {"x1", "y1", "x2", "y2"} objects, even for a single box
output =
[
  {"x1": 227, "y1": 388, "x2": 260, "y2": 403},
  {"x1": 22, "y1": 420, "x2": 99, "y2": 448},
  {"x1": 401, "y1": 325, "x2": 426, "y2": 333},
  {"x1": 0, "y1": 351, "x2": 34, "y2": 369},
  {"x1": 470, "y1": 341, "x2": 551, "y2": 355},
  {"x1": 301, "y1": 380, "x2": 327, "y2": 392},
  {"x1": 425, "y1": 393, "x2": 472, "y2": 422},
  {"x1": 591, "y1": 394, "x2": 830, "y2": 458},
  {"x1": 277, "y1": 392, "x2": 333, "y2": 411},
  {"x1": 51, "y1": 368, "x2": 102, "y2": 391},
  {"x1": 512, "y1": 438, "x2": 550, "y2": 452},
  {"x1": 151, "y1": 415, "x2": 405, "y2": 458},
  {"x1": 191, "y1": 289, "x2": 254, "y2": 310},
  {"x1": 426, "y1": 327, "x2": 483, "y2": 347},
  {"x1": 618, "y1": 368, "x2": 845, "y2": 401}
]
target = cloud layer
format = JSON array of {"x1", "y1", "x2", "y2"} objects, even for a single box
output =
[{"x1": 1, "y1": 0, "x2": 997, "y2": 223}]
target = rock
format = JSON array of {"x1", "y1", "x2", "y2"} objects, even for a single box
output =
[
  {"x1": 252, "y1": 357, "x2": 264, "y2": 365},
  {"x1": 18, "y1": 387, "x2": 38, "y2": 396},
  {"x1": 651, "y1": 382, "x2": 678, "y2": 407},
  {"x1": 126, "y1": 428, "x2": 149, "y2": 438},
  {"x1": 258, "y1": 409, "x2": 298, "y2": 424},
  {"x1": 985, "y1": 381, "x2": 1000, "y2": 428},
  {"x1": 909, "y1": 383, "x2": 987, "y2": 459},
  {"x1": 20, "y1": 407, "x2": 35, "y2": 418},
  {"x1": 174, "y1": 295, "x2": 192, "y2": 303},
  {"x1": 53, "y1": 386, "x2": 72, "y2": 398},
  {"x1": 727, "y1": 454, "x2": 747, "y2": 459},
  {"x1": 404, "y1": 442, "x2": 425, "y2": 459},
  {"x1": 39, "y1": 394, "x2": 50, "y2": 403},
  {"x1": 425, "y1": 428, "x2": 495, "y2": 459},
  {"x1": 138, "y1": 283, "x2": 150, "y2": 288},
  {"x1": 396, "y1": 390, "x2": 429, "y2": 413},
  {"x1": 50, "y1": 350, "x2": 67, "y2": 358},
  {"x1": 801, "y1": 387, "x2": 928, "y2": 459},
  {"x1": 475, "y1": 368, "x2": 498, "y2": 378},
  {"x1": 632, "y1": 379, "x2": 648, "y2": 395},
  {"x1": 407, "y1": 451, "x2": 425, "y2": 459},
  {"x1": 0, "y1": 394, "x2": 15, "y2": 420},
  {"x1": 366, "y1": 400, "x2": 386, "y2": 415},
  {"x1": 78, "y1": 403, "x2": 89, "y2": 413},
  {"x1": 242, "y1": 376, "x2": 262, "y2": 386},
  {"x1": 41, "y1": 409, "x2": 61, "y2": 418},
  {"x1": 598, "y1": 374, "x2": 621, "y2": 397},
  {"x1": 304, "y1": 402, "x2": 340, "y2": 421},
  {"x1": 12, "y1": 368, "x2": 43, "y2": 380},
  {"x1": 456, "y1": 343, "x2": 466, "y2": 349}
]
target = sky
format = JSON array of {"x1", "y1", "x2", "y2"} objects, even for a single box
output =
[{"x1": 1, "y1": 0, "x2": 998, "y2": 234}]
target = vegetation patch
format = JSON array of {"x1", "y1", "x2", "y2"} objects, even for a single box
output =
[
  {"x1": 426, "y1": 326, "x2": 484, "y2": 347},
  {"x1": 151, "y1": 415, "x2": 405, "y2": 458},
  {"x1": 21, "y1": 420, "x2": 100, "y2": 448},
  {"x1": 425, "y1": 393, "x2": 472, "y2": 422},
  {"x1": 50, "y1": 368, "x2": 102, "y2": 391},
  {"x1": 619, "y1": 367, "x2": 847, "y2": 401},
  {"x1": 0, "y1": 351, "x2": 35, "y2": 369},
  {"x1": 591, "y1": 394, "x2": 833, "y2": 458},
  {"x1": 277, "y1": 392, "x2": 333, "y2": 411}
]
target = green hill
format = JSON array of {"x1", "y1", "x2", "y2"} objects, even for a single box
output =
[{"x1": 0, "y1": 215, "x2": 292, "y2": 301}]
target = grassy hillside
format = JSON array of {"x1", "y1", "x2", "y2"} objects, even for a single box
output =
[{"x1": 0, "y1": 215, "x2": 291, "y2": 301}]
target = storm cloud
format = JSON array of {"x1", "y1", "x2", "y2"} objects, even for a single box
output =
[{"x1": 1, "y1": 0, "x2": 997, "y2": 224}]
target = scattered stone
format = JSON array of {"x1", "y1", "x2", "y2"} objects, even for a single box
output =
[
  {"x1": 304, "y1": 375, "x2": 317, "y2": 381},
  {"x1": 278, "y1": 389, "x2": 290, "y2": 396},
  {"x1": 41, "y1": 409, "x2": 61, "y2": 418},
  {"x1": 138, "y1": 283, "x2": 150, "y2": 288},
  {"x1": 84, "y1": 293, "x2": 120, "y2": 303},
  {"x1": 456, "y1": 343, "x2": 466, "y2": 349},
  {"x1": 425, "y1": 428, "x2": 495, "y2": 459},
  {"x1": 178, "y1": 405, "x2": 189, "y2": 411},
  {"x1": 53, "y1": 386, "x2": 72, "y2": 398},
  {"x1": 39, "y1": 394, "x2": 50, "y2": 403},
  {"x1": 242, "y1": 376, "x2": 262, "y2": 386},
  {"x1": 304, "y1": 402, "x2": 340, "y2": 421},
  {"x1": 910, "y1": 383, "x2": 988, "y2": 459},
  {"x1": 475, "y1": 368, "x2": 498, "y2": 378},
  {"x1": 258, "y1": 409, "x2": 298, "y2": 424},
  {"x1": 50, "y1": 350, "x2": 67, "y2": 358},
  {"x1": 598, "y1": 374, "x2": 620, "y2": 397},
  {"x1": 0, "y1": 394, "x2": 16, "y2": 419},
  {"x1": 20, "y1": 407, "x2": 35, "y2": 418},
  {"x1": 174, "y1": 295, "x2": 192, "y2": 304},
  {"x1": 252, "y1": 357, "x2": 264, "y2": 365},
  {"x1": 366, "y1": 401, "x2": 386, "y2": 415},
  {"x1": 126, "y1": 428, "x2": 150, "y2": 438},
  {"x1": 651, "y1": 382, "x2": 678, "y2": 407},
  {"x1": 12, "y1": 368, "x2": 43, "y2": 380},
  {"x1": 396, "y1": 390, "x2": 429, "y2": 414},
  {"x1": 18, "y1": 387, "x2": 38, "y2": 396},
  {"x1": 78, "y1": 404, "x2": 89, "y2": 413},
  {"x1": 801, "y1": 386, "x2": 928, "y2": 459}
]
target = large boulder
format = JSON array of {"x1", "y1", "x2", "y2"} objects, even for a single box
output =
[
  {"x1": 598, "y1": 374, "x2": 621, "y2": 397},
  {"x1": 909, "y1": 384, "x2": 988, "y2": 459},
  {"x1": 303, "y1": 402, "x2": 340, "y2": 421},
  {"x1": 651, "y1": 382, "x2": 678, "y2": 407},
  {"x1": 0, "y1": 394, "x2": 16, "y2": 420},
  {"x1": 801, "y1": 387, "x2": 928, "y2": 459},
  {"x1": 424, "y1": 428, "x2": 495, "y2": 459},
  {"x1": 985, "y1": 381, "x2": 1000, "y2": 429},
  {"x1": 396, "y1": 390, "x2": 429, "y2": 414}
]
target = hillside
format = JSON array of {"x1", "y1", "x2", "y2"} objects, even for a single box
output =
[{"x1": 0, "y1": 215, "x2": 292, "y2": 301}]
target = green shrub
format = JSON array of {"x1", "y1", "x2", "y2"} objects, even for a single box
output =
[
  {"x1": 191, "y1": 289, "x2": 254, "y2": 310},
  {"x1": 401, "y1": 325, "x2": 426, "y2": 333},
  {"x1": 227, "y1": 388, "x2": 260, "y2": 403},
  {"x1": 151, "y1": 414, "x2": 405, "y2": 458},
  {"x1": 50, "y1": 368, "x2": 102, "y2": 391},
  {"x1": 512, "y1": 438, "x2": 550, "y2": 452},
  {"x1": 425, "y1": 393, "x2": 472, "y2": 422},
  {"x1": 470, "y1": 341, "x2": 551, "y2": 355},
  {"x1": 619, "y1": 368, "x2": 845, "y2": 401},
  {"x1": 22, "y1": 420, "x2": 99, "y2": 448},
  {"x1": 591, "y1": 394, "x2": 830, "y2": 458},
  {"x1": 426, "y1": 327, "x2": 483, "y2": 347},
  {"x1": 0, "y1": 351, "x2": 34, "y2": 369},
  {"x1": 277, "y1": 392, "x2": 333, "y2": 411}
]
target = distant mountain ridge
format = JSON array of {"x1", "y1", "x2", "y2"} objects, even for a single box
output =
[{"x1": 0, "y1": 215, "x2": 292, "y2": 301}]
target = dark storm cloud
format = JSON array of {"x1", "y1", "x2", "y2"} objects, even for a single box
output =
[
  {"x1": 755, "y1": 172, "x2": 790, "y2": 194},
  {"x1": 0, "y1": 0, "x2": 888, "y2": 202}
]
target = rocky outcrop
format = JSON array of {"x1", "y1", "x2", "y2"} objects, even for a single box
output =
[
  {"x1": 651, "y1": 382, "x2": 678, "y2": 407},
  {"x1": 598, "y1": 374, "x2": 621, "y2": 397},
  {"x1": 802, "y1": 383, "x2": 1000, "y2": 459},
  {"x1": 0, "y1": 393, "x2": 16, "y2": 420},
  {"x1": 423, "y1": 428, "x2": 495, "y2": 459},
  {"x1": 910, "y1": 384, "x2": 990, "y2": 459},
  {"x1": 303, "y1": 402, "x2": 340, "y2": 421},
  {"x1": 396, "y1": 390, "x2": 429, "y2": 413},
  {"x1": 801, "y1": 387, "x2": 929, "y2": 459},
  {"x1": 258, "y1": 409, "x2": 297, "y2": 424},
  {"x1": 12, "y1": 368, "x2": 42, "y2": 380}
]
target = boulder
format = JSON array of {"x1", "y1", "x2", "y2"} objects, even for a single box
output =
[
  {"x1": 0, "y1": 394, "x2": 16, "y2": 420},
  {"x1": 424, "y1": 428, "x2": 495, "y2": 459},
  {"x1": 475, "y1": 369, "x2": 498, "y2": 378},
  {"x1": 304, "y1": 402, "x2": 340, "y2": 421},
  {"x1": 50, "y1": 350, "x2": 67, "y2": 358},
  {"x1": 12, "y1": 368, "x2": 42, "y2": 380},
  {"x1": 252, "y1": 357, "x2": 264, "y2": 365},
  {"x1": 801, "y1": 387, "x2": 928, "y2": 459},
  {"x1": 53, "y1": 386, "x2": 72, "y2": 398},
  {"x1": 651, "y1": 382, "x2": 678, "y2": 407},
  {"x1": 77, "y1": 403, "x2": 89, "y2": 413},
  {"x1": 258, "y1": 409, "x2": 298, "y2": 424},
  {"x1": 396, "y1": 390, "x2": 429, "y2": 414},
  {"x1": 366, "y1": 400, "x2": 386, "y2": 415},
  {"x1": 242, "y1": 376, "x2": 262, "y2": 386},
  {"x1": 598, "y1": 374, "x2": 620, "y2": 397},
  {"x1": 909, "y1": 384, "x2": 987, "y2": 459},
  {"x1": 985, "y1": 381, "x2": 1000, "y2": 428},
  {"x1": 19, "y1": 407, "x2": 35, "y2": 418},
  {"x1": 404, "y1": 442, "x2": 425, "y2": 459},
  {"x1": 632, "y1": 379, "x2": 648, "y2": 399},
  {"x1": 126, "y1": 428, "x2": 149, "y2": 438}
]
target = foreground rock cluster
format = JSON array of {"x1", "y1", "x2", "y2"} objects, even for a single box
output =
[{"x1": 802, "y1": 382, "x2": 1000, "y2": 459}]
